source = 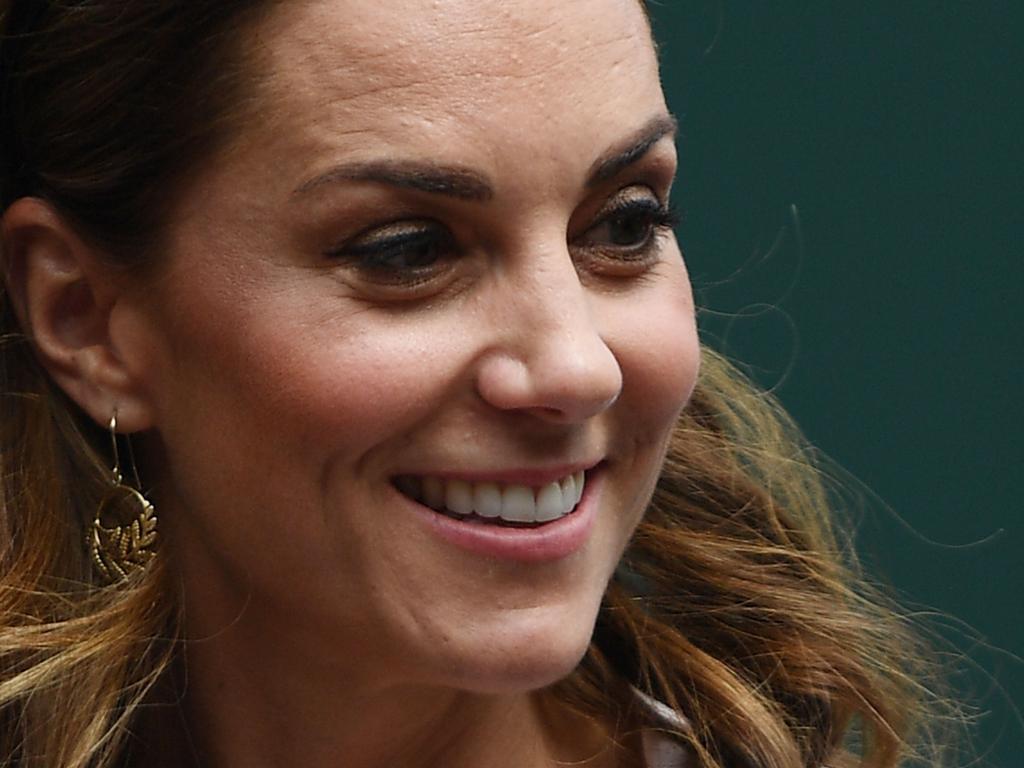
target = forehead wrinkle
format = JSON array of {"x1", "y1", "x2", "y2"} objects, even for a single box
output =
[
  {"x1": 257, "y1": 0, "x2": 653, "y2": 102},
  {"x1": 438, "y1": 23, "x2": 651, "y2": 85},
  {"x1": 230, "y1": 0, "x2": 663, "y2": 191}
]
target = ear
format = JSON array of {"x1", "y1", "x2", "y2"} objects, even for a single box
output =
[{"x1": 1, "y1": 198, "x2": 155, "y2": 432}]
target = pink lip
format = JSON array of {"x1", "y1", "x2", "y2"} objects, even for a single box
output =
[{"x1": 398, "y1": 466, "x2": 603, "y2": 563}]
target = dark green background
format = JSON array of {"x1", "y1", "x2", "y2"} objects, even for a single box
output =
[{"x1": 648, "y1": 2, "x2": 1022, "y2": 765}]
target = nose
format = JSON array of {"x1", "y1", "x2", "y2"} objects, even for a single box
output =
[{"x1": 475, "y1": 252, "x2": 623, "y2": 424}]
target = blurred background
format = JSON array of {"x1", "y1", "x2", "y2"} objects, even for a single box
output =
[{"x1": 648, "y1": 2, "x2": 1022, "y2": 765}]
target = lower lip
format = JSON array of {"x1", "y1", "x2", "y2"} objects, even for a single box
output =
[{"x1": 401, "y1": 470, "x2": 602, "y2": 563}]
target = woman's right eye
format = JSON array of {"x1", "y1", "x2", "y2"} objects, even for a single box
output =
[{"x1": 325, "y1": 220, "x2": 457, "y2": 288}]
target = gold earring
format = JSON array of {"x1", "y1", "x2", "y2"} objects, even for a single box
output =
[{"x1": 88, "y1": 413, "x2": 158, "y2": 583}]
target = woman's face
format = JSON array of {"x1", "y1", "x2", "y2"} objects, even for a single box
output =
[{"x1": 121, "y1": 0, "x2": 699, "y2": 693}]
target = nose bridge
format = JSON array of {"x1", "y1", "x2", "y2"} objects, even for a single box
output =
[
  {"x1": 521, "y1": 259, "x2": 601, "y2": 362},
  {"x1": 476, "y1": 242, "x2": 623, "y2": 421}
]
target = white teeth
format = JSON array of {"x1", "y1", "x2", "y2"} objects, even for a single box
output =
[
  {"x1": 560, "y1": 474, "x2": 576, "y2": 505},
  {"x1": 444, "y1": 480, "x2": 474, "y2": 516},
  {"x1": 535, "y1": 482, "x2": 565, "y2": 522},
  {"x1": 501, "y1": 485, "x2": 535, "y2": 523},
  {"x1": 401, "y1": 470, "x2": 588, "y2": 525},
  {"x1": 472, "y1": 482, "x2": 502, "y2": 518}
]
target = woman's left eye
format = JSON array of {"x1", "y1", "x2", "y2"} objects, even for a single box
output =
[{"x1": 575, "y1": 190, "x2": 678, "y2": 272}]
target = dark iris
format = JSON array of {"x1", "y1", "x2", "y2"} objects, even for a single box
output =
[
  {"x1": 606, "y1": 209, "x2": 655, "y2": 246},
  {"x1": 347, "y1": 227, "x2": 450, "y2": 272}
]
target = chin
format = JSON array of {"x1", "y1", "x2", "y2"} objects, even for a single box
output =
[{"x1": 435, "y1": 607, "x2": 599, "y2": 695}]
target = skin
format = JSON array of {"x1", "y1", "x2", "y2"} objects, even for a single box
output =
[{"x1": 4, "y1": 0, "x2": 699, "y2": 765}]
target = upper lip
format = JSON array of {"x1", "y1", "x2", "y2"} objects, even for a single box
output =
[{"x1": 393, "y1": 460, "x2": 602, "y2": 487}]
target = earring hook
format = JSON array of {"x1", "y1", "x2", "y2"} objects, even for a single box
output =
[
  {"x1": 108, "y1": 413, "x2": 123, "y2": 484},
  {"x1": 108, "y1": 411, "x2": 143, "y2": 489}
]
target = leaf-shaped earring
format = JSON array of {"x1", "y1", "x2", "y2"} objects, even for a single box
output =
[{"x1": 88, "y1": 413, "x2": 158, "y2": 583}]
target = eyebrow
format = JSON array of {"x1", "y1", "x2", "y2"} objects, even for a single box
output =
[
  {"x1": 586, "y1": 114, "x2": 678, "y2": 187},
  {"x1": 291, "y1": 112, "x2": 678, "y2": 202},
  {"x1": 292, "y1": 160, "x2": 493, "y2": 201}
]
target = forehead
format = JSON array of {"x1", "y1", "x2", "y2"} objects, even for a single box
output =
[
  {"x1": 244, "y1": 0, "x2": 664, "y2": 176},
  {"x1": 259, "y1": 0, "x2": 654, "y2": 89}
]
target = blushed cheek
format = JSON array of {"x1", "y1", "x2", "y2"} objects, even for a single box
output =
[
  {"x1": 610, "y1": 281, "x2": 700, "y2": 440},
  {"x1": 235, "y1": 314, "x2": 481, "y2": 471}
]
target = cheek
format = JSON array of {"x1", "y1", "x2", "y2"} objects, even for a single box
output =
[
  {"x1": 257, "y1": 313, "x2": 481, "y2": 447},
  {"x1": 139, "y1": 286, "x2": 483, "y2": 607},
  {"x1": 606, "y1": 267, "x2": 700, "y2": 434},
  {"x1": 145, "y1": 289, "x2": 486, "y2": 529}
]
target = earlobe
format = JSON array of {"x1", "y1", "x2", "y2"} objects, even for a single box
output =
[{"x1": 1, "y1": 198, "x2": 154, "y2": 431}]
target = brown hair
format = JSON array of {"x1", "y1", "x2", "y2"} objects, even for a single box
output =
[
  {"x1": 557, "y1": 353, "x2": 959, "y2": 766},
  {"x1": 0, "y1": 2, "x2": 955, "y2": 767},
  {"x1": 0, "y1": 3, "x2": 271, "y2": 765}
]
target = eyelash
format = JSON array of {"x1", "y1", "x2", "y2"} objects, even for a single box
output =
[
  {"x1": 325, "y1": 193, "x2": 679, "y2": 290},
  {"x1": 326, "y1": 224, "x2": 456, "y2": 287},
  {"x1": 576, "y1": 196, "x2": 679, "y2": 268}
]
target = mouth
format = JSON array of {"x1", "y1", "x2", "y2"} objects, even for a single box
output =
[{"x1": 392, "y1": 469, "x2": 588, "y2": 529}]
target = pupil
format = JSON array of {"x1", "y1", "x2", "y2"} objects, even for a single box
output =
[
  {"x1": 382, "y1": 232, "x2": 440, "y2": 269},
  {"x1": 611, "y1": 214, "x2": 648, "y2": 246},
  {"x1": 405, "y1": 240, "x2": 436, "y2": 267}
]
